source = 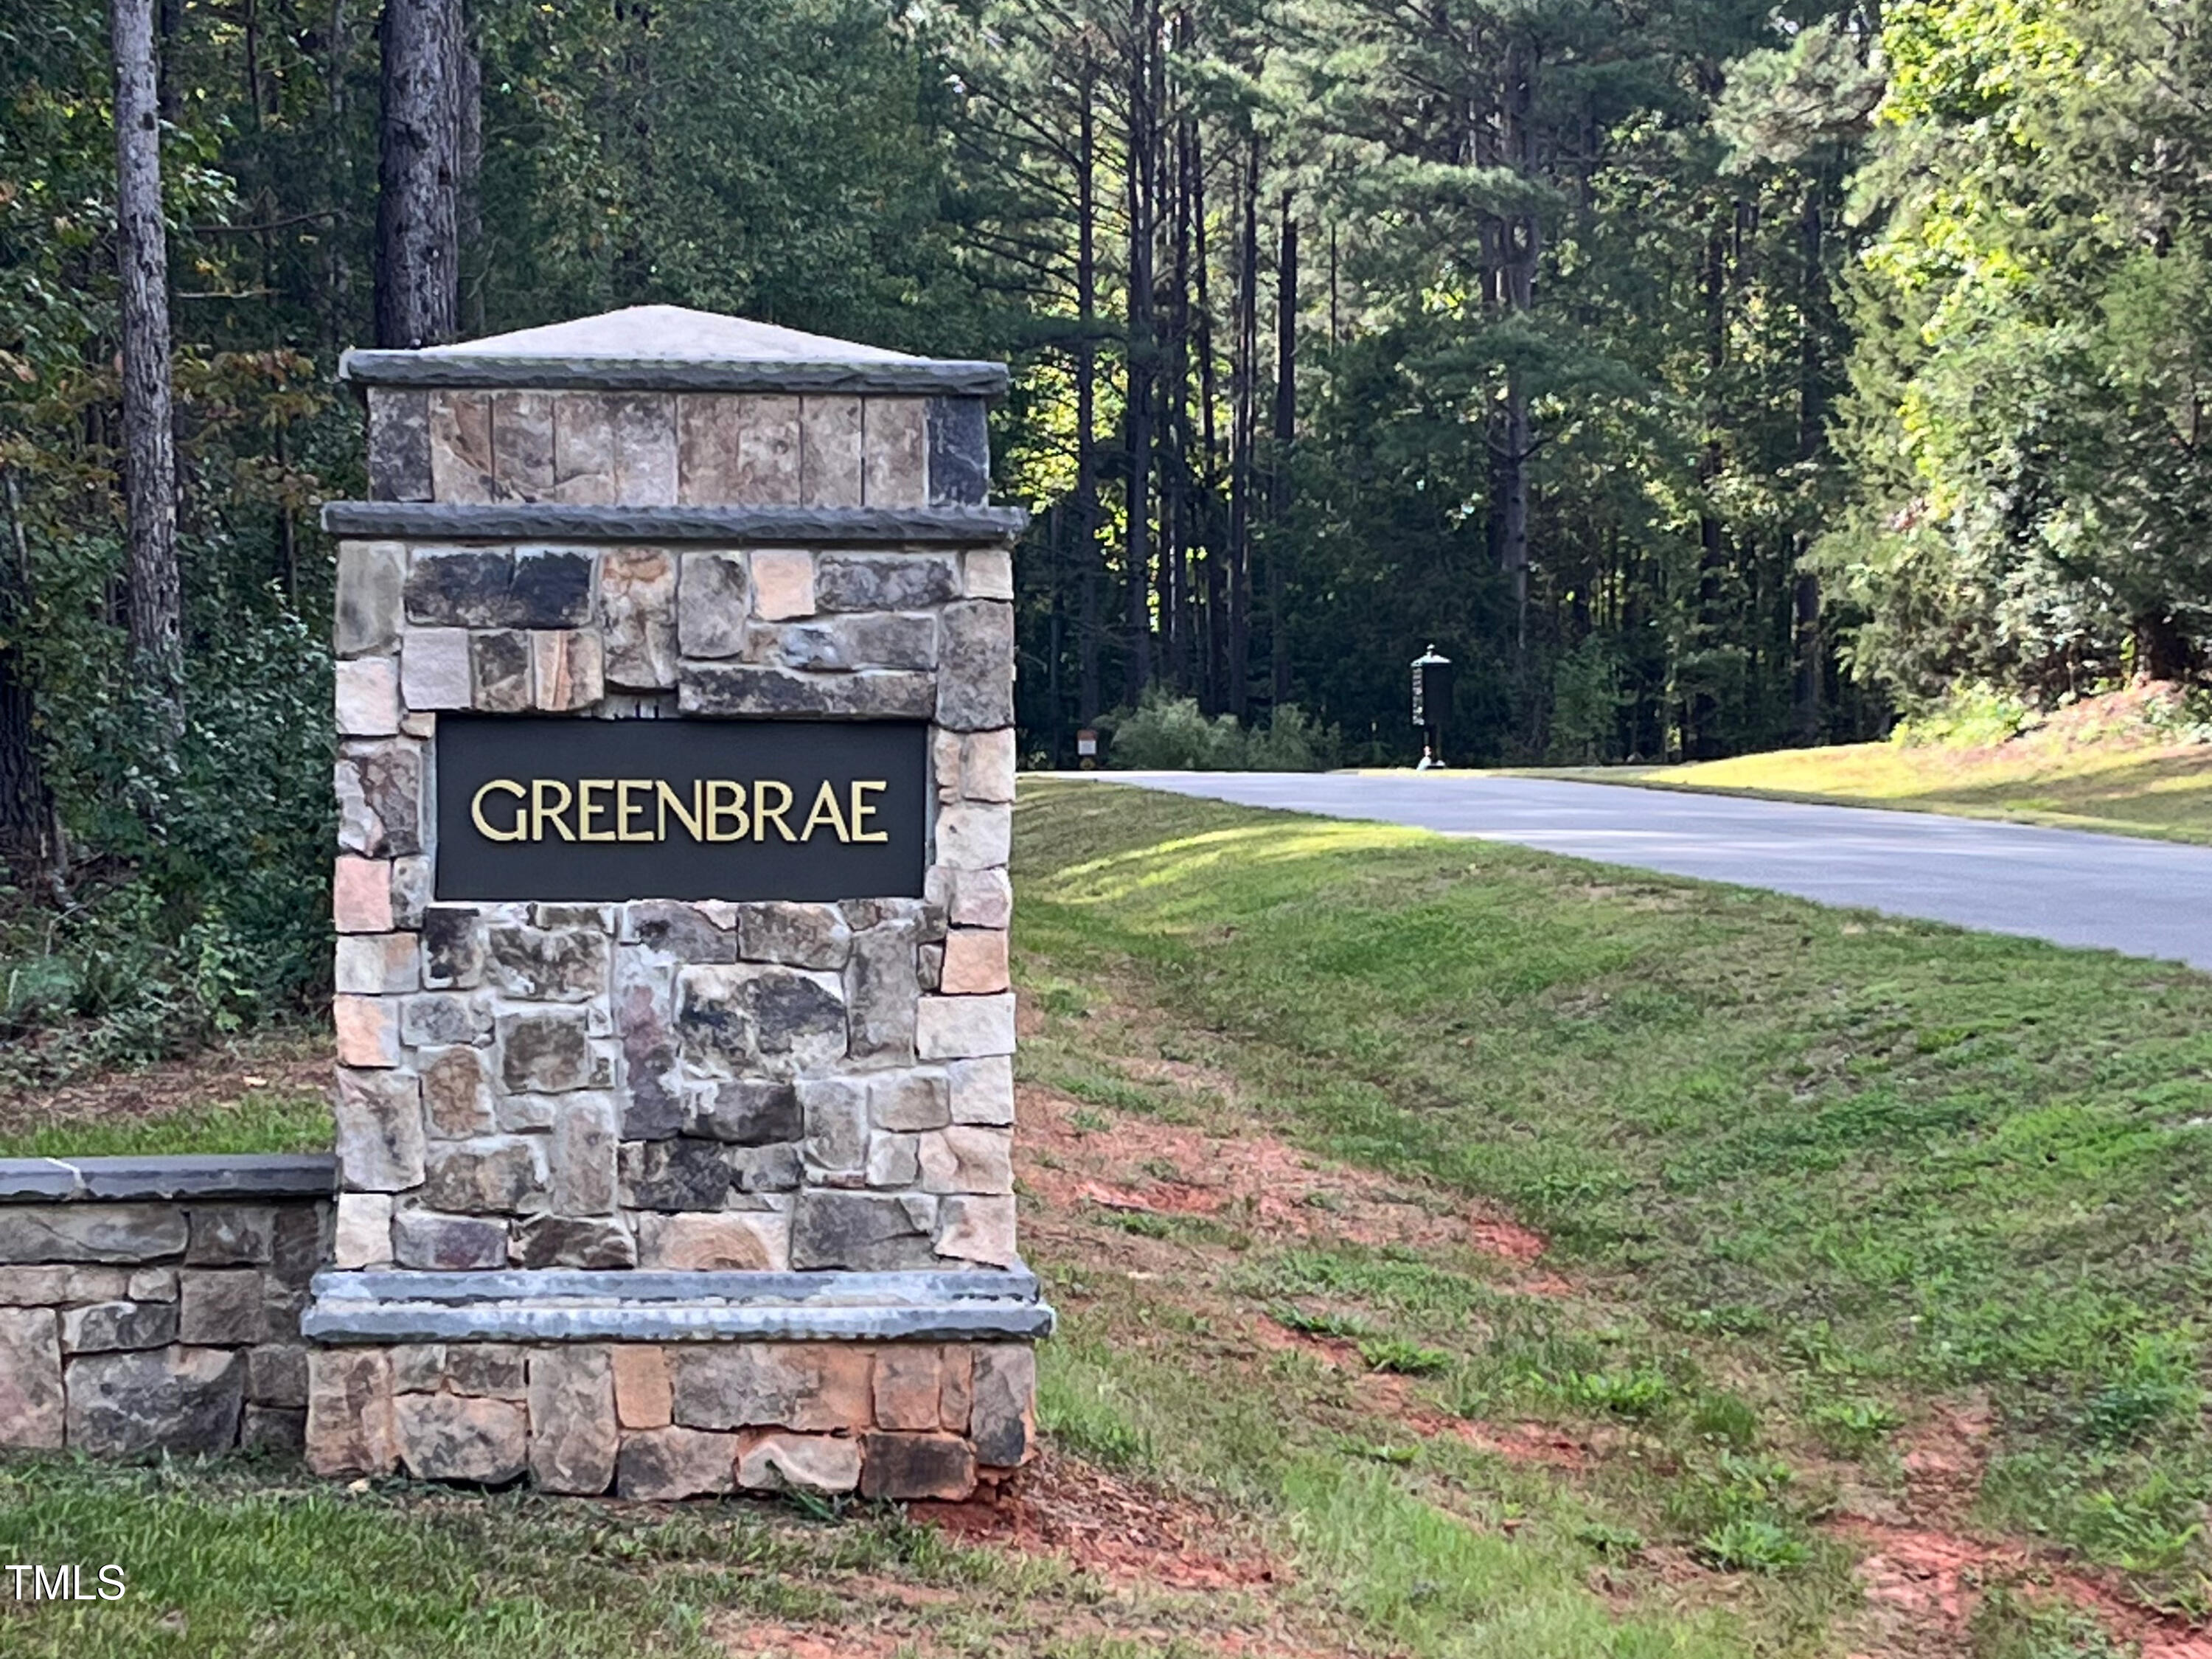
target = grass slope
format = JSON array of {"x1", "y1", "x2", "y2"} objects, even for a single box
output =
[{"x1": 1015, "y1": 779, "x2": 2212, "y2": 1615}]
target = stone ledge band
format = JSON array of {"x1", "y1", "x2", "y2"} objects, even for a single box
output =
[
  {"x1": 339, "y1": 351, "x2": 1011, "y2": 398},
  {"x1": 313, "y1": 1264, "x2": 1043, "y2": 1304},
  {"x1": 321, "y1": 501, "x2": 1030, "y2": 545},
  {"x1": 0, "y1": 1153, "x2": 338, "y2": 1203},
  {"x1": 302, "y1": 1299, "x2": 1055, "y2": 1345}
]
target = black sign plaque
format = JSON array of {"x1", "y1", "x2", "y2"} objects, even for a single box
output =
[{"x1": 434, "y1": 717, "x2": 928, "y2": 902}]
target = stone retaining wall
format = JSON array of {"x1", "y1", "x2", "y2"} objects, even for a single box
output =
[{"x1": 0, "y1": 1156, "x2": 335, "y2": 1456}]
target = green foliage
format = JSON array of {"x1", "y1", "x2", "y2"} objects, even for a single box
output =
[
  {"x1": 1890, "y1": 682, "x2": 2039, "y2": 748},
  {"x1": 1357, "y1": 1337, "x2": 1454, "y2": 1377},
  {"x1": 1104, "y1": 690, "x2": 1342, "y2": 772},
  {"x1": 1694, "y1": 1517, "x2": 1809, "y2": 1574}
]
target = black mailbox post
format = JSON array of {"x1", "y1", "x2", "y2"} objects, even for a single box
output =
[{"x1": 1411, "y1": 646, "x2": 1453, "y2": 768}]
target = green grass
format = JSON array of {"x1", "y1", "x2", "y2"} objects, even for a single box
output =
[
  {"x1": 1013, "y1": 777, "x2": 2212, "y2": 1608},
  {"x1": 0, "y1": 1087, "x2": 332, "y2": 1160}
]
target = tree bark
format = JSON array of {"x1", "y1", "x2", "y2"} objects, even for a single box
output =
[
  {"x1": 1075, "y1": 64, "x2": 1102, "y2": 726},
  {"x1": 1121, "y1": 0, "x2": 1158, "y2": 702},
  {"x1": 0, "y1": 473, "x2": 60, "y2": 891},
  {"x1": 1790, "y1": 187, "x2": 1826, "y2": 745},
  {"x1": 1225, "y1": 133, "x2": 1259, "y2": 720},
  {"x1": 1270, "y1": 192, "x2": 1297, "y2": 707},
  {"x1": 375, "y1": 0, "x2": 459, "y2": 348},
  {"x1": 111, "y1": 0, "x2": 184, "y2": 742}
]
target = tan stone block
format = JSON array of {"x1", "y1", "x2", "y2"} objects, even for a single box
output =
[
  {"x1": 947, "y1": 1055, "x2": 1014, "y2": 1126},
  {"x1": 972, "y1": 1344, "x2": 1037, "y2": 1467},
  {"x1": 939, "y1": 1346, "x2": 973, "y2": 1434},
  {"x1": 961, "y1": 728, "x2": 1018, "y2": 802},
  {"x1": 396, "y1": 1391, "x2": 528, "y2": 1484},
  {"x1": 335, "y1": 655, "x2": 400, "y2": 737},
  {"x1": 872, "y1": 1346, "x2": 943, "y2": 1431},
  {"x1": 936, "y1": 1194, "x2": 1018, "y2": 1267},
  {"x1": 678, "y1": 394, "x2": 799, "y2": 504},
  {"x1": 306, "y1": 1348, "x2": 397, "y2": 1476},
  {"x1": 915, "y1": 994, "x2": 1017, "y2": 1061},
  {"x1": 964, "y1": 548, "x2": 1015, "y2": 602},
  {"x1": 799, "y1": 396, "x2": 863, "y2": 507},
  {"x1": 469, "y1": 629, "x2": 532, "y2": 712},
  {"x1": 421, "y1": 1046, "x2": 495, "y2": 1139},
  {"x1": 552, "y1": 394, "x2": 675, "y2": 504},
  {"x1": 333, "y1": 1192, "x2": 394, "y2": 1268},
  {"x1": 428, "y1": 391, "x2": 494, "y2": 502},
  {"x1": 736, "y1": 1429, "x2": 862, "y2": 1494},
  {"x1": 749, "y1": 549, "x2": 815, "y2": 621},
  {"x1": 600, "y1": 547, "x2": 678, "y2": 688},
  {"x1": 636, "y1": 1211, "x2": 788, "y2": 1271},
  {"x1": 333, "y1": 995, "x2": 401, "y2": 1068},
  {"x1": 939, "y1": 931, "x2": 1009, "y2": 995},
  {"x1": 0, "y1": 1308, "x2": 63, "y2": 1449},
  {"x1": 940, "y1": 866, "x2": 1012, "y2": 931},
  {"x1": 931, "y1": 727, "x2": 963, "y2": 804},
  {"x1": 862, "y1": 398, "x2": 928, "y2": 507},
  {"x1": 333, "y1": 857, "x2": 394, "y2": 933},
  {"x1": 613, "y1": 1345, "x2": 672, "y2": 1430},
  {"x1": 614, "y1": 1425, "x2": 736, "y2": 1499},
  {"x1": 935, "y1": 801, "x2": 1012, "y2": 869},
  {"x1": 490, "y1": 391, "x2": 556, "y2": 495},
  {"x1": 917, "y1": 1126, "x2": 1014, "y2": 1195},
  {"x1": 335, "y1": 932, "x2": 420, "y2": 996},
  {"x1": 400, "y1": 626, "x2": 472, "y2": 710},
  {"x1": 667, "y1": 1342, "x2": 872, "y2": 1433},
  {"x1": 528, "y1": 1346, "x2": 617, "y2": 1495},
  {"x1": 532, "y1": 630, "x2": 604, "y2": 712}
]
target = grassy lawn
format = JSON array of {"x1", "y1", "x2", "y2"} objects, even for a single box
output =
[
  {"x1": 7, "y1": 778, "x2": 2212, "y2": 1655},
  {"x1": 1568, "y1": 708, "x2": 2212, "y2": 845}
]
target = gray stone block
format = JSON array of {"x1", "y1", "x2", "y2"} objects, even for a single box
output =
[
  {"x1": 0, "y1": 1203, "x2": 188, "y2": 1265},
  {"x1": 469, "y1": 628, "x2": 532, "y2": 712},
  {"x1": 60, "y1": 1299, "x2": 178, "y2": 1354},
  {"x1": 512, "y1": 1215, "x2": 636, "y2": 1270},
  {"x1": 367, "y1": 390, "x2": 433, "y2": 502},
  {"x1": 771, "y1": 613, "x2": 938, "y2": 673},
  {"x1": 676, "y1": 550, "x2": 750, "y2": 658},
  {"x1": 616, "y1": 1426, "x2": 736, "y2": 1499},
  {"x1": 335, "y1": 1070, "x2": 426, "y2": 1193},
  {"x1": 622, "y1": 901, "x2": 737, "y2": 961},
  {"x1": 870, "y1": 1070, "x2": 950, "y2": 1131},
  {"x1": 677, "y1": 664, "x2": 935, "y2": 720},
  {"x1": 788, "y1": 1191, "x2": 939, "y2": 1270},
  {"x1": 735, "y1": 902, "x2": 850, "y2": 970},
  {"x1": 446, "y1": 1345, "x2": 529, "y2": 1398},
  {"x1": 422, "y1": 1046, "x2": 496, "y2": 1139},
  {"x1": 844, "y1": 922, "x2": 919, "y2": 1063},
  {"x1": 813, "y1": 552, "x2": 959, "y2": 612},
  {"x1": 552, "y1": 1091, "x2": 618, "y2": 1214},
  {"x1": 401, "y1": 992, "x2": 493, "y2": 1049},
  {"x1": 396, "y1": 1392, "x2": 527, "y2": 1485},
  {"x1": 614, "y1": 954, "x2": 683, "y2": 1141},
  {"x1": 677, "y1": 963, "x2": 846, "y2": 1077},
  {"x1": 242, "y1": 1403, "x2": 307, "y2": 1453},
  {"x1": 618, "y1": 1138, "x2": 731, "y2": 1211},
  {"x1": 528, "y1": 1346, "x2": 617, "y2": 1495},
  {"x1": 863, "y1": 397, "x2": 929, "y2": 509},
  {"x1": 599, "y1": 547, "x2": 678, "y2": 688},
  {"x1": 180, "y1": 1267, "x2": 268, "y2": 1345},
  {"x1": 420, "y1": 906, "x2": 486, "y2": 990},
  {"x1": 799, "y1": 1078, "x2": 868, "y2": 1176},
  {"x1": 248, "y1": 1343, "x2": 310, "y2": 1408},
  {"x1": 184, "y1": 1206, "x2": 276, "y2": 1267},
  {"x1": 392, "y1": 1209, "x2": 509, "y2": 1270},
  {"x1": 970, "y1": 1343, "x2": 1035, "y2": 1467},
  {"x1": 928, "y1": 397, "x2": 990, "y2": 507},
  {"x1": 669, "y1": 1343, "x2": 870, "y2": 1433},
  {"x1": 485, "y1": 925, "x2": 608, "y2": 1002},
  {"x1": 66, "y1": 1346, "x2": 245, "y2": 1458},
  {"x1": 269, "y1": 1207, "x2": 328, "y2": 1284},
  {"x1": 731, "y1": 1143, "x2": 804, "y2": 1194},
  {"x1": 335, "y1": 542, "x2": 406, "y2": 655},
  {"x1": 936, "y1": 600, "x2": 1015, "y2": 731},
  {"x1": 404, "y1": 547, "x2": 594, "y2": 628},
  {"x1": 424, "y1": 1138, "x2": 545, "y2": 1214},
  {"x1": 499, "y1": 1009, "x2": 597, "y2": 1092},
  {"x1": 684, "y1": 1079, "x2": 801, "y2": 1146}
]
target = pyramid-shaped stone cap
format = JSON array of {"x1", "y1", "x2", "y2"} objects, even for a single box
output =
[{"x1": 341, "y1": 305, "x2": 1007, "y2": 396}]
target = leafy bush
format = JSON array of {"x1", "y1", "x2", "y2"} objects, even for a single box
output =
[
  {"x1": 1891, "y1": 681, "x2": 2039, "y2": 748},
  {"x1": 1103, "y1": 689, "x2": 1342, "y2": 771},
  {"x1": 1695, "y1": 1516, "x2": 1808, "y2": 1573}
]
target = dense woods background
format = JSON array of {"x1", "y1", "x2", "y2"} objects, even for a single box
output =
[{"x1": 3, "y1": 0, "x2": 2211, "y2": 1068}]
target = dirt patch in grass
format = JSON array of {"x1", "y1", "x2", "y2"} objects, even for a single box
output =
[
  {"x1": 1021, "y1": 1082, "x2": 1557, "y2": 1273},
  {"x1": 0, "y1": 1031, "x2": 327, "y2": 1141}
]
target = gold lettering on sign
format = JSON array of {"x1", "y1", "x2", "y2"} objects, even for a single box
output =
[
  {"x1": 577, "y1": 779, "x2": 616, "y2": 842},
  {"x1": 532, "y1": 779, "x2": 574, "y2": 842},
  {"x1": 801, "y1": 779, "x2": 852, "y2": 842},
  {"x1": 850, "y1": 780, "x2": 888, "y2": 842},
  {"x1": 471, "y1": 779, "x2": 527, "y2": 841},
  {"x1": 469, "y1": 775, "x2": 898, "y2": 846},
  {"x1": 704, "y1": 780, "x2": 748, "y2": 842},
  {"x1": 657, "y1": 779, "x2": 703, "y2": 841},
  {"x1": 754, "y1": 779, "x2": 796, "y2": 842}
]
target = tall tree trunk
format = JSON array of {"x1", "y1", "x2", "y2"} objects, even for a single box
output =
[
  {"x1": 1269, "y1": 192, "x2": 1297, "y2": 707},
  {"x1": 375, "y1": 0, "x2": 459, "y2": 348},
  {"x1": 1192, "y1": 130, "x2": 1224, "y2": 711},
  {"x1": 1690, "y1": 207, "x2": 1728, "y2": 761},
  {"x1": 455, "y1": 7, "x2": 482, "y2": 334},
  {"x1": 1225, "y1": 135, "x2": 1259, "y2": 721},
  {"x1": 0, "y1": 473, "x2": 60, "y2": 892},
  {"x1": 1075, "y1": 65, "x2": 1102, "y2": 727},
  {"x1": 1121, "y1": 0, "x2": 1157, "y2": 702},
  {"x1": 1790, "y1": 185, "x2": 1826, "y2": 745},
  {"x1": 1489, "y1": 41, "x2": 1539, "y2": 688},
  {"x1": 112, "y1": 0, "x2": 184, "y2": 742}
]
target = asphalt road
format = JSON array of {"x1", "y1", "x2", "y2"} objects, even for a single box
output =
[{"x1": 1077, "y1": 771, "x2": 2212, "y2": 970}]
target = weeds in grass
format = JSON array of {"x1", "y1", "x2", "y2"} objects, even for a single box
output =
[
  {"x1": 1806, "y1": 1397, "x2": 1902, "y2": 1449},
  {"x1": 1551, "y1": 1366, "x2": 1674, "y2": 1420},
  {"x1": 1357, "y1": 1337, "x2": 1454, "y2": 1377},
  {"x1": 1270, "y1": 1304, "x2": 1376, "y2": 1341},
  {"x1": 1573, "y1": 1520, "x2": 1647, "y2": 1557},
  {"x1": 1695, "y1": 1517, "x2": 1809, "y2": 1573}
]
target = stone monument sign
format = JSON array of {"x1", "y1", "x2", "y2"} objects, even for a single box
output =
[{"x1": 302, "y1": 305, "x2": 1048, "y2": 1498}]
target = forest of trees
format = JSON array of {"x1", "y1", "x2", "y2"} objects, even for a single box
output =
[{"x1": 3, "y1": 0, "x2": 2211, "y2": 1062}]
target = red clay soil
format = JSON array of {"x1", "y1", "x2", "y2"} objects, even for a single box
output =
[
  {"x1": 1018, "y1": 1082, "x2": 1557, "y2": 1275},
  {"x1": 912, "y1": 1448, "x2": 1278, "y2": 1592},
  {"x1": 1834, "y1": 1398, "x2": 2212, "y2": 1658}
]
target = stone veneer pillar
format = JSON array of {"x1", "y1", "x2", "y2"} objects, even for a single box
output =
[{"x1": 302, "y1": 305, "x2": 1050, "y2": 1500}]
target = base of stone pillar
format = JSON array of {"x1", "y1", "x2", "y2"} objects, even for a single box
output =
[{"x1": 301, "y1": 1266, "x2": 1049, "y2": 1499}]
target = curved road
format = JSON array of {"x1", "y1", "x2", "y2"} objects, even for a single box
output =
[{"x1": 1080, "y1": 772, "x2": 2212, "y2": 970}]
